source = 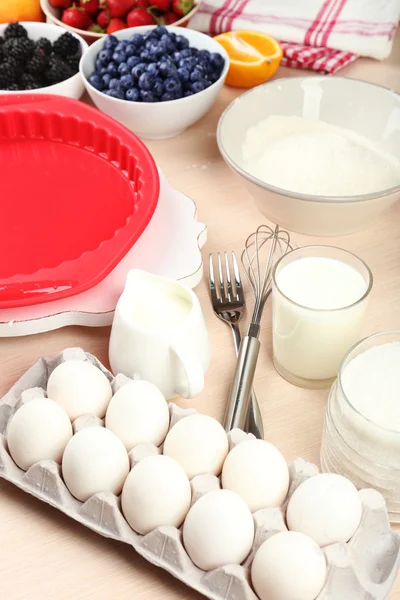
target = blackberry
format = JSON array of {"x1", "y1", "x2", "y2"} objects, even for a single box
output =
[
  {"x1": 46, "y1": 56, "x2": 74, "y2": 84},
  {"x1": 26, "y1": 49, "x2": 49, "y2": 75},
  {"x1": 36, "y1": 37, "x2": 53, "y2": 56},
  {"x1": 4, "y1": 37, "x2": 35, "y2": 62},
  {"x1": 0, "y1": 62, "x2": 15, "y2": 88},
  {"x1": 4, "y1": 83, "x2": 20, "y2": 91},
  {"x1": 4, "y1": 22, "x2": 28, "y2": 40},
  {"x1": 53, "y1": 32, "x2": 80, "y2": 58},
  {"x1": 19, "y1": 72, "x2": 43, "y2": 90},
  {"x1": 65, "y1": 51, "x2": 81, "y2": 73}
]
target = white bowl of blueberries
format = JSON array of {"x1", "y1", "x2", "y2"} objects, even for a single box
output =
[{"x1": 80, "y1": 25, "x2": 229, "y2": 140}]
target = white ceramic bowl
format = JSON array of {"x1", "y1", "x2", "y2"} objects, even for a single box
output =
[
  {"x1": 41, "y1": 0, "x2": 202, "y2": 45},
  {"x1": 217, "y1": 77, "x2": 400, "y2": 237},
  {"x1": 0, "y1": 22, "x2": 88, "y2": 99},
  {"x1": 80, "y1": 25, "x2": 229, "y2": 140}
]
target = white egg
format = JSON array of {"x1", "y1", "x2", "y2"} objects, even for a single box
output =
[
  {"x1": 163, "y1": 414, "x2": 229, "y2": 480},
  {"x1": 105, "y1": 380, "x2": 170, "y2": 451},
  {"x1": 286, "y1": 473, "x2": 362, "y2": 547},
  {"x1": 121, "y1": 454, "x2": 191, "y2": 535},
  {"x1": 183, "y1": 489, "x2": 254, "y2": 571},
  {"x1": 62, "y1": 427, "x2": 129, "y2": 502},
  {"x1": 251, "y1": 531, "x2": 327, "y2": 600},
  {"x1": 221, "y1": 439, "x2": 289, "y2": 512},
  {"x1": 47, "y1": 360, "x2": 112, "y2": 421},
  {"x1": 7, "y1": 397, "x2": 73, "y2": 471}
]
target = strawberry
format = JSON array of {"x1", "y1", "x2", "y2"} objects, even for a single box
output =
[
  {"x1": 49, "y1": 0, "x2": 73, "y2": 7},
  {"x1": 106, "y1": 17, "x2": 128, "y2": 32},
  {"x1": 106, "y1": 0, "x2": 135, "y2": 17},
  {"x1": 172, "y1": 0, "x2": 193, "y2": 16},
  {"x1": 79, "y1": 0, "x2": 104, "y2": 14},
  {"x1": 61, "y1": 6, "x2": 92, "y2": 29},
  {"x1": 134, "y1": 0, "x2": 148, "y2": 7},
  {"x1": 126, "y1": 8, "x2": 155, "y2": 26},
  {"x1": 97, "y1": 8, "x2": 111, "y2": 27},
  {"x1": 161, "y1": 10, "x2": 178, "y2": 23},
  {"x1": 150, "y1": 0, "x2": 171, "y2": 11}
]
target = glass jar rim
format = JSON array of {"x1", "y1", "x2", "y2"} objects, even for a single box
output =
[
  {"x1": 337, "y1": 330, "x2": 400, "y2": 435},
  {"x1": 272, "y1": 245, "x2": 373, "y2": 312}
]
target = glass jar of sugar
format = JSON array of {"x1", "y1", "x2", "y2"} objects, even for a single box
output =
[
  {"x1": 272, "y1": 246, "x2": 372, "y2": 389},
  {"x1": 321, "y1": 331, "x2": 400, "y2": 523}
]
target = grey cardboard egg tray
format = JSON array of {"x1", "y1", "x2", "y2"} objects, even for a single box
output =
[{"x1": 0, "y1": 347, "x2": 399, "y2": 600}]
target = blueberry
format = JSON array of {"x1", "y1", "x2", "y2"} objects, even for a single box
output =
[
  {"x1": 155, "y1": 26, "x2": 167, "y2": 38},
  {"x1": 160, "y1": 33, "x2": 176, "y2": 53},
  {"x1": 126, "y1": 87, "x2": 140, "y2": 102},
  {"x1": 210, "y1": 52, "x2": 225, "y2": 71},
  {"x1": 89, "y1": 73, "x2": 103, "y2": 90},
  {"x1": 120, "y1": 73, "x2": 134, "y2": 88},
  {"x1": 177, "y1": 67, "x2": 190, "y2": 83},
  {"x1": 104, "y1": 35, "x2": 118, "y2": 50},
  {"x1": 112, "y1": 51, "x2": 125, "y2": 64},
  {"x1": 180, "y1": 48, "x2": 192, "y2": 59},
  {"x1": 138, "y1": 72, "x2": 155, "y2": 90},
  {"x1": 99, "y1": 66, "x2": 108, "y2": 75},
  {"x1": 164, "y1": 77, "x2": 181, "y2": 94},
  {"x1": 124, "y1": 44, "x2": 136, "y2": 58},
  {"x1": 109, "y1": 78, "x2": 122, "y2": 90},
  {"x1": 116, "y1": 41, "x2": 128, "y2": 51},
  {"x1": 127, "y1": 56, "x2": 141, "y2": 69},
  {"x1": 190, "y1": 66, "x2": 204, "y2": 82},
  {"x1": 198, "y1": 49, "x2": 210, "y2": 61},
  {"x1": 169, "y1": 32, "x2": 177, "y2": 42},
  {"x1": 172, "y1": 51, "x2": 181, "y2": 64},
  {"x1": 184, "y1": 90, "x2": 194, "y2": 97},
  {"x1": 209, "y1": 72, "x2": 220, "y2": 84},
  {"x1": 129, "y1": 33, "x2": 144, "y2": 47},
  {"x1": 95, "y1": 58, "x2": 105, "y2": 71},
  {"x1": 108, "y1": 89, "x2": 125, "y2": 99},
  {"x1": 175, "y1": 35, "x2": 189, "y2": 49},
  {"x1": 106, "y1": 62, "x2": 118, "y2": 77},
  {"x1": 118, "y1": 62, "x2": 130, "y2": 75},
  {"x1": 179, "y1": 57, "x2": 196, "y2": 70},
  {"x1": 140, "y1": 49, "x2": 152, "y2": 62},
  {"x1": 147, "y1": 63, "x2": 159, "y2": 76},
  {"x1": 140, "y1": 90, "x2": 156, "y2": 102},
  {"x1": 153, "y1": 78, "x2": 164, "y2": 97},
  {"x1": 102, "y1": 73, "x2": 112, "y2": 88},
  {"x1": 161, "y1": 91, "x2": 175, "y2": 102},
  {"x1": 132, "y1": 62, "x2": 147, "y2": 80},
  {"x1": 191, "y1": 80, "x2": 206, "y2": 93},
  {"x1": 99, "y1": 49, "x2": 112, "y2": 64},
  {"x1": 158, "y1": 60, "x2": 177, "y2": 78}
]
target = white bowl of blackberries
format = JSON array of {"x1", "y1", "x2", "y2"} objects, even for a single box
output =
[
  {"x1": 80, "y1": 25, "x2": 229, "y2": 139},
  {"x1": 0, "y1": 21, "x2": 88, "y2": 98}
]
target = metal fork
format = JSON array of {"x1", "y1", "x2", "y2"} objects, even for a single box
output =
[{"x1": 209, "y1": 252, "x2": 264, "y2": 439}]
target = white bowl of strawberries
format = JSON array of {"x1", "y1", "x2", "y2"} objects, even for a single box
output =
[{"x1": 40, "y1": 0, "x2": 201, "y2": 43}]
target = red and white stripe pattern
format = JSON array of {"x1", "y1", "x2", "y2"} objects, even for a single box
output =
[{"x1": 189, "y1": 0, "x2": 400, "y2": 74}]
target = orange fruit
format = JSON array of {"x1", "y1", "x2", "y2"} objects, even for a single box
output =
[
  {"x1": 0, "y1": 0, "x2": 45, "y2": 23},
  {"x1": 214, "y1": 30, "x2": 282, "y2": 89}
]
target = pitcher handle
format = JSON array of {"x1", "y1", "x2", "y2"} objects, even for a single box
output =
[{"x1": 171, "y1": 342, "x2": 204, "y2": 399}]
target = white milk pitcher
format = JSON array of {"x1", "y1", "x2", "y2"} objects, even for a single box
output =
[{"x1": 109, "y1": 269, "x2": 210, "y2": 399}]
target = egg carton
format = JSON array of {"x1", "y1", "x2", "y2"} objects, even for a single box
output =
[{"x1": 0, "y1": 348, "x2": 399, "y2": 600}]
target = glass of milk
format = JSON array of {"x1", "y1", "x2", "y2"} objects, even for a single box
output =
[
  {"x1": 321, "y1": 331, "x2": 400, "y2": 523},
  {"x1": 272, "y1": 246, "x2": 372, "y2": 389}
]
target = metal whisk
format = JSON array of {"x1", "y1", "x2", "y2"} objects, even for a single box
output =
[{"x1": 223, "y1": 224, "x2": 294, "y2": 433}]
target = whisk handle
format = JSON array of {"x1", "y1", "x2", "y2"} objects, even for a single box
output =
[{"x1": 224, "y1": 335, "x2": 260, "y2": 432}]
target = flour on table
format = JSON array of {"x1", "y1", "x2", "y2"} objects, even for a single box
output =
[{"x1": 242, "y1": 115, "x2": 400, "y2": 196}]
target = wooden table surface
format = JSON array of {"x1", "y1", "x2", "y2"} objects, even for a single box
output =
[{"x1": 2, "y1": 31, "x2": 400, "y2": 600}]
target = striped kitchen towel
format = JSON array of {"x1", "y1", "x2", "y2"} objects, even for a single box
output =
[{"x1": 189, "y1": 0, "x2": 400, "y2": 73}]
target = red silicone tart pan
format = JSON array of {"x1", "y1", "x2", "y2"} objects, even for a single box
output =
[{"x1": 0, "y1": 94, "x2": 159, "y2": 309}]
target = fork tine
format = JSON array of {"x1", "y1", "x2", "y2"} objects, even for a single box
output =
[
  {"x1": 224, "y1": 252, "x2": 233, "y2": 301},
  {"x1": 217, "y1": 252, "x2": 227, "y2": 301},
  {"x1": 232, "y1": 251, "x2": 244, "y2": 302},
  {"x1": 209, "y1": 254, "x2": 220, "y2": 304}
]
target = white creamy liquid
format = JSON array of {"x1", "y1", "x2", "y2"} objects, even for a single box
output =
[
  {"x1": 273, "y1": 257, "x2": 369, "y2": 381},
  {"x1": 342, "y1": 342, "x2": 400, "y2": 431},
  {"x1": 242, "y1": 115, "x2": 400, "y2": 196},
  {"x1": 131, "y1": 289, "x2": 192, "y2": 330}
]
